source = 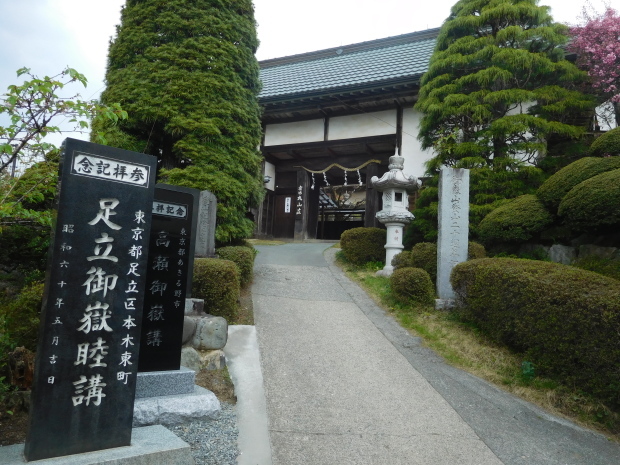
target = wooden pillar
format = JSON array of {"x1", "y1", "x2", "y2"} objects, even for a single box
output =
[
  {"x1": 294, "y1": 169, "x2": 310, "y2": 241},
  {"x1": 365, "y1": 163, "x2": 380, "y2": 228}
]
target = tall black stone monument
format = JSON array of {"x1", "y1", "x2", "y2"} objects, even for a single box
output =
[
  {"x1": 24, "y1": 139, "x2": 157, "y2": 461},
  {"x1": 138, "y1": 184, "x2": 199, "y2": 372}
]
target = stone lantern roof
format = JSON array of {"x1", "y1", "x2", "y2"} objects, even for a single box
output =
[{"x1": 370, "y1": 154, "x2": 418, "y2": 192}]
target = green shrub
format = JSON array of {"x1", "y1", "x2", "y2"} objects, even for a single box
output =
[
  {"x1": 408, "y1": 242, "x2": 487, "y2": 283},
  {"x1": 558, "y1": 169, "x2": 620, "y2": 234},
  {"x1": 390, "y1": 267, "x2": 435, "y2": 305},
  {"x1": 339, "y1": 227, "x2": 386, "y2": 266},
  {"x1": 536, "y1": 157, "x2": 620, "y2": 212},
  {"x1": 467, "y1": 241, "x2": 487, "y2": 259},
  {"x1": 589, "y1": 127, "x2": 620, "y2": 156},
  {"x1": 192, "y1": 258, "x2": 239, "y2": 322},
  {"x1": 216, "y1": 245, "x2": 255, "y2": 288},
  {"x1": 477, "y1": 195, "x2": 553, "y2": 244},
  {"x1": 0, "y1": 281, "x2": 43, "y2": 353},
  {"x1": 572, "y1": 255, "x2": 620, "y2": 281},
  {"x1": 451, "y1": 258, "x2": 620, "y2": 408},
  {"x1": 410, "y1": 242, "x2": 438, "y2": 283},
  {"x1": 391, "y1": 251, "x2": 413, "y2": 270}
]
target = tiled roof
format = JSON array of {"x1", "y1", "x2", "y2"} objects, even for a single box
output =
[{"x1": 258, "y1": 29, "x2": 439, "y2": 101}]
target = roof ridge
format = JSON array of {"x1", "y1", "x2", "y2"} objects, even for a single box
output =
[{"x1": 259, "y1": 28, "x2": 441, "y2": 69}]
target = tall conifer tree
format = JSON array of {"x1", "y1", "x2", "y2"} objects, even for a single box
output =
[
  {"x1": 94, "y1": 0, "x2": 263, "y2": 242},
  {"x1": 415, "y1": 0, "x2": 594, "y2": 170}
]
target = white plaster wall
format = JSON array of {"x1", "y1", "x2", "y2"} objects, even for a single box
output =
[
  {"x1": 264, "y1": 119, "x2": 324, "y2": 146},
  {"x1": 263, "y1": 161, "x2": 275, "y2": 191},
  {"x1": 401, "y1": 107, "x2": 434, "y2": 179},
  {"x1": 329, "y1": 110, "x2": 396, "y2": 140}
]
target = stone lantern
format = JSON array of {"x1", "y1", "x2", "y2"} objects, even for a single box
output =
[{"x1": 371, "y1": 152, "x2": 417, "y2": 276}]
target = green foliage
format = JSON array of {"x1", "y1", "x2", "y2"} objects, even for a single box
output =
[
  {"x1": 339, "y1": 227, "x2": 386, "y2": 266},
  {"x1": 410, "y1": 242, "x2": 438, "y2": 283},
  {"x1": 389, "y1": 267, "x2": 435, "y2": 305},
  {"x1": 192, "y1": 258, "x2": 239, "y2": 321},
  {"x1": 0, "y1": 67, "x2": 126, "y2": 174},
  {"x1": 415, "y1": 0, "x2": 594, "y2": 169},
  {"x1": 391, "y1": 250, "x2": 412, "y2": 270},
  {"x1": 573, "y1": 255, "x2": 620, "y2": 281},
  {"x1": 537, "y1": 156, "x2": 620, "y2": 212},
  {"x1": 589, "y1": 127, "x2": 620, "y2": 156},
  {"x1": 0, "y1": 281, "x2": 43, "y2": 353},
  {"x1": 477, "y1": 194, "x2": 553, "y2": 244},
  {"x1": 467, "y1": 241, "x2": 487, "y2": 259},
  {"x1": 451, "y1": 258, "x2": 620, "y2": 408},
  {"x1": 96, "y1": 0, "x2": 264, "y2": 243},
  {"x1": 216, "y1": 245, "x2": 255, "y2": 288},
  {"x1": 558, "y1": 169, "x2": 620, "y2": 234}
]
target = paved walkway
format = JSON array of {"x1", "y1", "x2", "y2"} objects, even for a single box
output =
[{"x1": 248, "y1": 242, "x2": 620, "y2": 465}]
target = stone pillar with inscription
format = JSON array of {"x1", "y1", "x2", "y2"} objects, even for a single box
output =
[
  {"x1": 294, "y1": 170, "x2": 309, "y2": 241},
  {"x1": 195, "y1": 190, "x2": 217, "y2": 258},
  {"x1": 24, "y1": 139, "x2": 157, "y2": 461},
  {"x1": 139, "y1": 184, "x2": 200, "y2": 373},
  {"x1": 436, "y1": 167, "x2": 470, "y2": 308}
]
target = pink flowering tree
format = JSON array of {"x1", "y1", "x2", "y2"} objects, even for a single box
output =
[{"x1": 569, "y1": 7, "x2": 620, "y2": 127}]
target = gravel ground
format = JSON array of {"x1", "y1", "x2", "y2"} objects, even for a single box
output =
[{"x1": 170, "y1": 402, "x2": 239, "y2": 465}]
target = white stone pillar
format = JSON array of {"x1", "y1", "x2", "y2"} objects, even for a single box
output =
[
  {"x1": 436, "y1": 167, "x2": 469, "y2": 307},
  {"x1": 382, "y1": 222, "x2": 405, "y2": 274}
]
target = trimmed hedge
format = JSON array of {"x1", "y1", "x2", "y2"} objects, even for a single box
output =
[
  {"x1": 389, "y1": 267, "x2": 435, "y2": 305},
  {"x1": 558, "y1": 169, "x2": 620, "y2": 233},
  {"x1": 589, "y1": 127, "x2": 620, "y2": 157},
  {"x1": 451, "y1": 258, "x2": 620, "y2": 408},
  {"x1": 192, "y1": 258, "x2": 239, "y2": 321},
  {"x1": 477, "y1": 194, "x2": 553, "y2": 244},
  {"x1": 340, "y1": 227, "x2": 386, "y2": 265},
  {"x1": 216, "y1": 245, "x2": 255, "y2": 288},
  {"x1": 404, "y1": 241, "x2": 487, "y2": 283},
  {"x1": 536, "y1": 157, "x2": 620, "y2": 212}
]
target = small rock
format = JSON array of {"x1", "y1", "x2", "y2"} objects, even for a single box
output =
[
  {"x1": 190, "y1": 315, "x2": 228, "y2": 350},
  {"x1": 548, "y1": 244, "x2": 576, "y2": 265},
  {"x1": 201, "y1": 350, "x2": 227, "y2": 370},
  {"x1": 182, "y1": 316, "x2": 198, "y2": 344},
  {"x1": 181, "y1": 347, "x2": 202, "y2": 371}
]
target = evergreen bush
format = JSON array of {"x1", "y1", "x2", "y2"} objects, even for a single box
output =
[
  {"x1": 451, "y1": 258, "x2": 620, "y2": 408},
  {"x1": 477, "y1": 195, "x2": 553, "y2": 244},
  {"x1": 0, "y1": 281, "x2": 43, "y2": 353},
  {"x1": 339, "y1": 228, "x2": 386, "y2": 266},
  {"x1": 589, "y1": 127, "x2": 620, "y2": 156},
  {"x1": 536, "y1": 157, "x2": 620, "y2": 212},
  {"x1": 192, "y1": 258, "x2": 239, "y2": 321},
  {"x1": 389, "y1": 267, "x2": 435, "y2": 305},
  {"x1": 391, "y1": 251, "x2": 412, "y2": 270},
  {"x1": 216, "y1": 245, "x2": 255, "y2": 288},
  {"x1": 558, "y1": 169, "x2": 620, "y2": 233},
  {"x1": 410, "y1": 242, "x2": 438, "y2": 283}
]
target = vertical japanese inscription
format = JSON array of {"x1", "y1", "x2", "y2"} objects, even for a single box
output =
[
  {"x1": 139, "y1": 184, "x2": 199, "y2": 372},
  {"x1": 24, "y1": 139, "x2": 156, "y2": 461}
]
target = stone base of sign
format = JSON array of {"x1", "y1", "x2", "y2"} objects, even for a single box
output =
[
  {"x1": 435, "y1": 298, "x2": 456, "y2": 310},
  {"x1": 0, "y1": 425, "x2": 194, "y2": 465},
  {"x1": 133, "y1": 386, "x2": 221, "y2": 427},
  {"x1": 135, "y1": 367, "x2": 195, "y2": 398}
]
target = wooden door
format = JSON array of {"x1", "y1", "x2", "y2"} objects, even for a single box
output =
[{"x1": 273, "y1": 195, "x2": 295, "y2": 238}]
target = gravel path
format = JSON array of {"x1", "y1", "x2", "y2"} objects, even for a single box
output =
[{"x1": 170, "y1": 402, "x2": 239, "y2": 465}]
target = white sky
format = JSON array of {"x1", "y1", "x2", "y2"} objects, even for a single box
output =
[{"x1": 0, "y1": 0, "x2": 599, "y2": 146}]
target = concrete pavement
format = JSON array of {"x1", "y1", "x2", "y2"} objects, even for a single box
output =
[{"x1": 236, "y1": 242, "x2": 620, "y2": 464}]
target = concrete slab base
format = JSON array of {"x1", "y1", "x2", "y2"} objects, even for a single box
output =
[
  {"x1": 135, "y1": 367, "x2": 195, "y2": 398},
  {"x1": 0, "y1": 425, "x2": 194, "y2": 465},
  {"x1": 133, "y1": 385, "x2": 220, "y2": 427},
  {"x1": 435, "y1": 298, "x2": 456, "y2": 310}
]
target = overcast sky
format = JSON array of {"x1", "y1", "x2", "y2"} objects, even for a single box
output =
[{"x1": 0, "y1": 0, "x2": 601, "y2": 146}]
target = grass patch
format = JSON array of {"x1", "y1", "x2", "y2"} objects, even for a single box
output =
[{"x1": 334, "y1": 252, "x2": 620, "y2": 440}]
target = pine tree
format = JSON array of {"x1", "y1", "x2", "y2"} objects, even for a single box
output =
[
  {"x1": 415, "y1": 0, "x2": 594, "y2": 170},
  {"x1": 94, "y1": 0, "x2": 264, "y2": 243}
]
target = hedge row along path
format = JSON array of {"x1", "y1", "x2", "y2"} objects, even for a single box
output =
[{"x1": 249, "y1": 242, "x2": 620, "y2": 465}]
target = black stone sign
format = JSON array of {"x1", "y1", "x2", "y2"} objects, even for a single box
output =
[
  {"x1": 24, "y1": 138, "x2": 157, "y2": 461},
  {"x1": 138, "y1": 184, "x2": 199, "y2": 372}
]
